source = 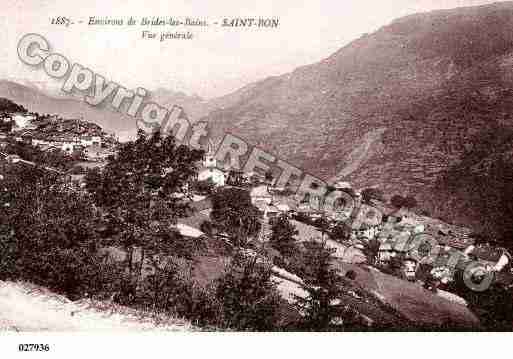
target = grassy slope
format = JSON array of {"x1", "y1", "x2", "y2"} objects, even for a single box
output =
[{"x1": 0, "y1": 281, "x2": 194, "y2": 332}]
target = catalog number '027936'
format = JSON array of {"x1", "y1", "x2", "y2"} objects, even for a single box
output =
[{"x1": 18, "y1": 344, "x2": 50, "y2": 352}]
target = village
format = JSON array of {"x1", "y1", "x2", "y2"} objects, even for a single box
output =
[
  {"x1": 1, "y1": 100, "x2": 512, "y2": 330},
  {"x1": 179, "y1": 139, "x2": 513, "y2": 303},
  {"x1": 0, "y1": 109, "x2": 117, "y2": 163}
]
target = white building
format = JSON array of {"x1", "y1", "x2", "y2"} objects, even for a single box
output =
[
  {"x1": 84, "y1": 145, "x2": 113, "y2": 161},
  {"x1": 250, "y1": 185, "x2": 273, "y2": 205},
  {"x1": 32, "y1": 139, "x2": 52, "y2": 147},
  {"x1": 197, "y1": 143, "x2": 226, "y2": 186},
  {"x1": 198, "y1": 167, "x2": 226, "y2": 186},
  {"x1": 80, "y1": 135, "x2": 102, "y2": 147},
  {"x1": 276, "y1": 203, "x2": 290, "y2": 214},
  {"x1": 12, "y1": 113, "x2": 36, "y2": 129},
  {"x1": 334, "y1": 181, "x2": 352, "y2": 190},
  {"x1": 60, "y1": 141, "x2": 82, "y2": 153},
  {"x1": 264, "y1": 204, "x2": 279, "y2": 219}
]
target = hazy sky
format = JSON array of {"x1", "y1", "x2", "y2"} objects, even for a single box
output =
[{"x1": 0, "y1": 0, "x2": 505, "y2": 98}]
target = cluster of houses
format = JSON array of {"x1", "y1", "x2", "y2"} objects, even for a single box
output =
[
  {"x1": 195, "y1": 143, "x2": 357, "y2": 223},
  {"x1": 351, "y1": 205, "x2": 513, "y2": 292},
  {"x1": 1, "y1": 111, "x2": 117, "y2": 161},
  {"x1": 195, "y1": 144, "x2": 513, "y2": 293}
]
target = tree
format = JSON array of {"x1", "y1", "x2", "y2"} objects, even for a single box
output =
[
  {"x1": 361, "y1": 188, "x2": 384, "y2": 204},
  {"x1": 403, "y1": 195, "x2": 418, "y2": 210},
  {"x1": 85, "y1": 129, "x2": 204, "y2": 298},
  {"x1": 215, "y1": 251, "x2": 283, "y2": 330},
  {"x1": 294, "y1": 239, "x2": 347, "y2": 330},
  {"x1": 200, "y1": 220, "x2": 214, "y2": 236},
  {"x1": 226, "y1": 169, "x2": 245, "y2": 187},
  {"x1": 264, "y1": 170, "x2": 274, "y2": 185},
  {"x1": 69, "y1": 165, "x2": 86, "y2": 175},
  {"x1": 390, "y1": 194, "x2": 406, "y2": 209},
  {"x1": 210, "y1": 187, "x2": 262, "y2": 246},
  {"x1": 314, "y1": 215, "x2": 331, "y2": 239},
  {"x1": 138, "y1": 259, "x2": 187, "y2": 311},
  {"x1": 193, "y1": 178, "x2": 215, "y2": 195},
  {"x1": 4, "y1": 141, "x2": 73, "y2": 171},
  {"x1": 449, "y1": 270, "x2": 513, "y2": 330},
  {"x1": 0, "y1": 119, "x2": 13, "y2": 133},
  {"x1": 0, "y1": 164, "x2": 112, "y2": 299},
  {"x1": 329, "y1": 221, "x2": 352, "y2": 243},
  {"x1": 362, "y1": 238, "x2": 381, "y2": 266},
  {"x1": 0, "y1": 97, "x2": 27, "y2": 113},
  {"x1": 269, "y1": 214, "x2": 299, "y2": 259}
]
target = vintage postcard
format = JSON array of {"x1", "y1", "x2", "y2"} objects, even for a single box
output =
[{"x1": 1, "y1": 0, "x2": 513, "y2": 356}]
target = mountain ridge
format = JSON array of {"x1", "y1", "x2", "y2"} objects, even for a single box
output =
[{"x1": 200, "y1": 1, "x2": 513, "y2": 240}]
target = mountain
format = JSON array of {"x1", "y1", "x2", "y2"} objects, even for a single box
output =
[
  {"x1": 150, "y1": 88, "x2": 212, "y2": 120},
  {"x1": 202, "y1": 2, "x2": 513, "y2": 240},
  {"x1": 430, "y1": 127, "x2": 513, "y2": 240}
]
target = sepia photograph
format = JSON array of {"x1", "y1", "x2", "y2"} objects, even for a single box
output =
[{"x1": 1, "y1": 0, "x2": 513, "y2": 356}]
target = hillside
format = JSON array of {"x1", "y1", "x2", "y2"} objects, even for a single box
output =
[
  {"x1": 202, "y1": 2, "x2": 513, "y2": 239},
  {"x1": 0, "y1": 281, "x2": 194, "y2": 331},
  {"x1": 150, "y1": 88, "x2": 213, "y2": 121},
  {"x1": 0, "y1": 97, "x2": 26, "y2": 113}
]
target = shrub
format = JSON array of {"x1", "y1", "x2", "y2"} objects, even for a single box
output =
[
  {"x1": 69, "y1": 165, "x2": 86, "y2": 175},
  {"x1": 269, "y1": 215, "x2": 299, "y2": 259},
  {"x1": 215, "y1": 252, "x2": 283, "y2": 331},
  {"x1": 294, "y1": 239, "x2": 348, "y2": 330},
  {"x1": 193, "y1": 179, "x2": 216, "y2": 195},
  {"x1": 403, "y1": 196, "x2": 418, "y2": 209},
  {"x1": 1, "y1": 164, "x2": 111, "y2": 299},
  {"x1": 390, "y1": 194, "x2": 418, "y2": 210},
  {"x1": 390, "y1": 194, "x2": 406, "y2": 209},
  {"x1": 329, "y1": 222, "x2": 352, "y2": 242},
  {"x1": 361, "y1": 188, "x2": 385, "y2": 203},
  {"x1": 210, "y1": 187, "x2": 262, "y2": 245}
]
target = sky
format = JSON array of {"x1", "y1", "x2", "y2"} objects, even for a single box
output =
[{"x1": 0, "y1": 0, "x2": 506, "y2": 98}]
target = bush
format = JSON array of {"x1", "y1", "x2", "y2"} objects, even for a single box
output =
[
  {"x1": 193, "y1": 179, "x2": 216, "y2": 195},
  {"x1": 0, "y1": 98, "x2": 27, "y2": 113},
  {"x1": 329, "y1": 222, "x2": 352, "y2": 242},
  {"x1": 403, "y1": 196, "x2": 418, "y2": 209},
  {"x1": 0, "y1": 165, "x2": 112, "y2": 299},
  {"x1": 269, "y1": 215, "x2": 299, "y2": 259},
  {"x1": 69, "y1": 165, "x2": 86, "y2": 175},
  {"x1": 294, "y1": 239, "x2": 348, "y2": 330},
  {"x1": 4, "y1": 141, "x2": 73, "y2": 171},
  {"x1": 200, "y1": 220, "x2": 214, "y2": 236},
  {"x1": 361, "y1": 188, "x2": 385, "y2": 203},
  {"x1": 210, "y1": 188, "x2": 262, "y2": 245},
  {"x1": 215, "y1": 252, "x2": 284, "y2": 331},
  {"x1": 390, "y1": 194, "x2": 406, "y2": 209},
  {"x1": 390, "y1": 194, "x2": 418, "y2": 210},
  {"x1": 448, "y1": 271, "x2": 513, "y2": 330}
]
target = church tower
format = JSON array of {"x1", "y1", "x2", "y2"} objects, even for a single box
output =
[{"x1": 203, "y1": 141, "x2": 217, "y2": 168}]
